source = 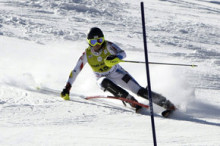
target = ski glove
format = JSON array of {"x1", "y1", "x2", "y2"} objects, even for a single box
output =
[
  {"x1": 104, "y1": 55, "x2": 122, "y2": 67},
  {"x1": 61, "y1": 82, "x2": 71, "y2": 100}
]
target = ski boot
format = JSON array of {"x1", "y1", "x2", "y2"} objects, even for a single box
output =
[
  {"x1": 161, "y1": 100, "x2": 176, "y2": 117},
  {"x1": 162, "y1": 100, "x2": 176, "y2": 111},
  {"x1": 137, "y1": 87, "x2": 176, "y2": 117}
]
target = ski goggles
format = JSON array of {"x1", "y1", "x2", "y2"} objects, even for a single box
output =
[{"x1": 87, "y1": 37, "x2": 105, "y2": 46}]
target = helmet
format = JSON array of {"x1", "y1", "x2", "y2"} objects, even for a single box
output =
[{"x1": 87, "y1": 27, "x2": 104, "y2": 39}]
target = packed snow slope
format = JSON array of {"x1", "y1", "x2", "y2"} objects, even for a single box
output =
[{"x1": 0, "y1": 0, "x2": 220, "y2": 145}]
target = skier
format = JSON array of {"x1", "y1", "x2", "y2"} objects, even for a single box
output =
[{"x1": 61, "y1": 27, "x2": 175, "y2": 113}]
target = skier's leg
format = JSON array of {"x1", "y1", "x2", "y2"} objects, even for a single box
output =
[
  {"x1": 98, "y1": 77, "x2": 141, "y2": 111},
  {"x1": 137, "y1": 87, "x2": 175, "y2": 110},
  {"x1": 100, "y1": 78, "x2": 128, "y2": 98},
  {"x1": 109, "y1": 67, "x2": 142, "y2": 95},
  {"x1": 104, "y1": 66, "x2": 175, "y2": 111}
]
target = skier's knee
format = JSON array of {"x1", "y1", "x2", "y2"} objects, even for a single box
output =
[
  {"x1": 122, "y1": 74, "x2": 132, "y2": 83},
  {"x1": 101, "y1": 78, "x2": 129, "y2": 98},
  {"x1": 137, "y1": 87, "x2": 148, "y2": 99},
  {"x1": 100, "y1": 78, "x2": 113, "y2": 90}
]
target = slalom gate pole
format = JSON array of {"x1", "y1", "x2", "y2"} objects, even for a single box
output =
[{"x1": 141, "y1": 2, "x2": 157, "y2": 146}]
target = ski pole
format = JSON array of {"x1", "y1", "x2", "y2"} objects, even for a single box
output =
[{"x1": 120, "y1": 60, "x2": 198, "y2": 67}]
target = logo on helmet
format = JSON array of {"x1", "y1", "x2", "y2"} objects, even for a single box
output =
[{"x1": 94, "y1": 36, "x2": 99, "y2": 39}]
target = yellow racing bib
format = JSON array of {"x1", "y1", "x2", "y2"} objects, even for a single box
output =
[{"x1": 86, "y1": 43, "x2": 112, "y2": 73}]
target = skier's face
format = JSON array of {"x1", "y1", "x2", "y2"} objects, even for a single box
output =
[{"x1": 93, "y1": 44, "x2": 102, "y2": 52}]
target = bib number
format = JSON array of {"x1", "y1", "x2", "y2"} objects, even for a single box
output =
[{"x1": 99, "y1": 66, "x2": 110, "y2": 72}]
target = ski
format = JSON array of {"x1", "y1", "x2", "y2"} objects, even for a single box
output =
[
  {"x1": 86, "y1": 95, "x2": 149, "y2": 109},
  {"x1": 37, "y1": 87, "x2": 179, "y2": 116}
]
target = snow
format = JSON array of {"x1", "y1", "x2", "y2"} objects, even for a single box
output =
[{"x1": 0, "y1": 0, "x2": 220, "y2": 145}]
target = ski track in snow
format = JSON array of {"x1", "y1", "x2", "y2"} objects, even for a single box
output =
[{"x1": 0, "y1": 0, "x2": 220, "y2": 145}]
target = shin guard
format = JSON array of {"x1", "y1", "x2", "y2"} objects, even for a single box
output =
[{"x1": 137, "y1": 87, "x2": 170, "y2": 108}]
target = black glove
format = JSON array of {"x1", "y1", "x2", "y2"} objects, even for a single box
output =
[
  {"x1": 105, "y1": 55, "x2": 117, "y2": 60},
  {"x1": 61, "y1": 88, "x2": 69, "y2": 97},
  {"x1": 61, "y1": 82, "x2": 71, "y2": 98}
]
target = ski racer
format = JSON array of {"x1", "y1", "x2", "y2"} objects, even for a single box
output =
[{"x1": 61, "y1": 27, "x2": 176, "y2": 112}]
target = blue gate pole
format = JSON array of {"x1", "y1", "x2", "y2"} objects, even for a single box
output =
[{"x1": 140, "y1": 2, "x2": 157, "y2": 146}]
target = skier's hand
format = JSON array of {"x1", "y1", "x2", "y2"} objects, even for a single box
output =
[
  {"x1": 105, "y1": 55, "x2": 118, "y2": 60},
  {"x1": 104, "y1": 55, "x2": 122, "y2": 67},
  {"x1": 61, "y1": 83, "x2": 71, "y2": 100}
]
